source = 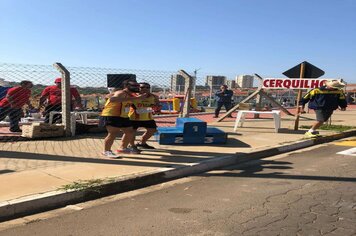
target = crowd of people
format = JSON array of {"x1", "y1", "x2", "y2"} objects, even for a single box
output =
[{"x1": 0, "y1": 78, "x2": 83, "y2": 133}]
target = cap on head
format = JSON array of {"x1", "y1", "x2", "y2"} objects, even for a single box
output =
[
  {"x1": 325, "y1": 79, "x2": 346, "y2": 89},
  {"x1": 54, "y1": 78, "x2": 62, "y2": 83}
]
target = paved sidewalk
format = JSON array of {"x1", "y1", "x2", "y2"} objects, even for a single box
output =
[{"x1": 0, "y1": 107, "x2": 355, "y2": 220}]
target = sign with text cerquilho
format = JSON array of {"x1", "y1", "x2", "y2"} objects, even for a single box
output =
[{"x1": 262, "y1": 78, "x2": 331, "y2": 89}]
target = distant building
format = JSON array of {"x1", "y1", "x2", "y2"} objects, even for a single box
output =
[
  {"x1": 226, "y1": 80, "x2": 236, "y2": 89},
  {"x1": 236, "y1": 75, "x2": 254, "y2": 88},
  {"x1": 205, "y1": 76, "x2": 226, "y2": 90},
  {"x1": 171, "y1": 74, "x2": 185, "y2": 94},
  {"x1": 171, "y1": 74, "x2": 196, "y2": 94}
]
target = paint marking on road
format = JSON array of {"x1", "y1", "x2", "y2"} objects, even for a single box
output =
[
  {"x1": 336, "y1": 147, "x2": 356, "y2": 156},
  {"x1": 334, "y1": 140, "x2": 356, "y2": 147}
]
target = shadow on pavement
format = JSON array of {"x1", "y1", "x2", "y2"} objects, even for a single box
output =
[
  {"x1": 0, "y1": 147, "x2": 237, "y2": 168},
  {"x1": 0, "y1": 169, "x2": 15, "y2": 175},
  {"x1": 0, "y1": 150, "x2": 188, "y2": 168},
  {"x1": 201, "y1": 160, "x2": 356, "y2": 183}
]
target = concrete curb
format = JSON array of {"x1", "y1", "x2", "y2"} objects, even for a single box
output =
[{"x1": 1, "y1": 129, "x2": 355, "y2": 222}]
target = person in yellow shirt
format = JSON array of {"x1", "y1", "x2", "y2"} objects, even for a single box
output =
[
  {"x1": 100, "y1": 80, "x2": 147, "y2": 158},
  {"x1": 128, "y1": 82, "x2": 160, "y2": 150}
]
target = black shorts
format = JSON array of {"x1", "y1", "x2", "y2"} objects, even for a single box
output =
[
  {"x1": 99, "y1": 116, "x2": 132, "y2": 128},
  {"x1": 131, "y1": 120, "x2": 157, "y2": 130},
  {"x1": 315, "y1": 109, "x2": 334, "y2": 122}
]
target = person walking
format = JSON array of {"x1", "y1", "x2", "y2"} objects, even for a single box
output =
[
  {"x1": 0, "y1": 80, "x2": 33, "y2": 132},
  {"x1": 214, "y1": 85, "x2": 233, "y2": 118},
  {"x1": 301, "y1": 79, "x2": 347, "y2": 138},
  {"x1": 128, "y1": 82, "x2": 160, "y2": 150},
  {"x1": 39, "y1": 78, "x2": 82, "y2": 123},
  {"x1": 100, "y1": 80, "x2": 147, "y2": 158}
]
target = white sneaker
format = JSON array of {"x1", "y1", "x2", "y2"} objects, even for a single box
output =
[
  {"x1": 116, "y1": 147, "x2": 141, "y2": 154},
  {"x1": 102, "y1": 151, "x2": 119, "y2": 158}
]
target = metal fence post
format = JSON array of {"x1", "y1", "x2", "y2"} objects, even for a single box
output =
[
  {"x1": 53, "y1": 62, "x2": 71, "y2": 137},
  {"x1": 178, "y1": 70, "x2": 193, "y2": 118}
]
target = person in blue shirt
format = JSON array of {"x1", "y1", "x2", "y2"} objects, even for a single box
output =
[
  {"x1": 214, "y1": 85, "x2": 233, "y2": 118},
  {"x1": 301, "y1": 79, "x2": 347, "y2": 138}
]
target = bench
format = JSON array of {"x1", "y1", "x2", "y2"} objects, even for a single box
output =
[
  {"x1": 233, "y1": 110, "x2": 281, "y2": 133},
  {"x1": 155, "y1": 117, "x2": 227, "y2": 145}
]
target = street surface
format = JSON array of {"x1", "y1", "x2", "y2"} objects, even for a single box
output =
[{"x1": 1, "y1": 139, "x2": 355, "y2": 236}]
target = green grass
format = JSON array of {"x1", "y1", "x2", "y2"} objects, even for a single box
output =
[
  {"x1": 59, "y1": 177, "x2": 116, "y2": 193},
  {"x1": 300, "y1": 124, "x2": 355, "y2": 132}
]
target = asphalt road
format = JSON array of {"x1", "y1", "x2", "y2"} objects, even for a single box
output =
[{"x1": 1, "y1": 139, "x2": 355, "y2": 236}]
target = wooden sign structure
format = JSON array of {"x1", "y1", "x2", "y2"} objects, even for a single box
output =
[
  {"x1": 216, "y1": 74, "x2": 294, "y2": 122},
  {"x1": 282, "y1": 61, "x2": 325, "y2": 130},
  {"x1": 294, "y1": 63, "x2": 305, "y2": 130}
]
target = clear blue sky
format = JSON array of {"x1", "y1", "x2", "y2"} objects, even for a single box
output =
[{"x1": 1, "y1": 0, "x2": 355, "y2": 82}]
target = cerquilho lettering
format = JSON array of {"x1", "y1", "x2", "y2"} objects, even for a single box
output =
[{"x1": 262, "y1": 78, "x2": 329, "y2": 89}]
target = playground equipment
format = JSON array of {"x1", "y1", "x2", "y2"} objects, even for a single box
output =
[
  {"x1": 155, "y1": 117, "x2": 227, "y2": 145},
  {"x1": 159, "y1": 95, "x2": 199, "y2": 114}
]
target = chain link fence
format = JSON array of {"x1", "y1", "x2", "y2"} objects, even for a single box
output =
[
  {"x1": 0, "y1": 63, "x2": 187, "y2": 135},
  {"x1": 0, "y1": 63, "x2": 187, "y2": 169},
  {"x1": 0, "y1": 62, "x2": 289, "y2": 165}
]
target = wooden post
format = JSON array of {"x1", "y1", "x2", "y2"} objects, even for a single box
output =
[
  {"x1": 53, "y1": 63, "x2": 71, "y2": 137},
  {"x1": 293, "y1": 62, "x2": 305, "y2": 130}
]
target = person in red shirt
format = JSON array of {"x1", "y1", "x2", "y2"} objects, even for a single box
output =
[
  {"x1": 39, "y1": 78, "x2": 82, "y2": 123},
  {"x1": 0, "y1": 80, "x2": 33, "y2": 132}
]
